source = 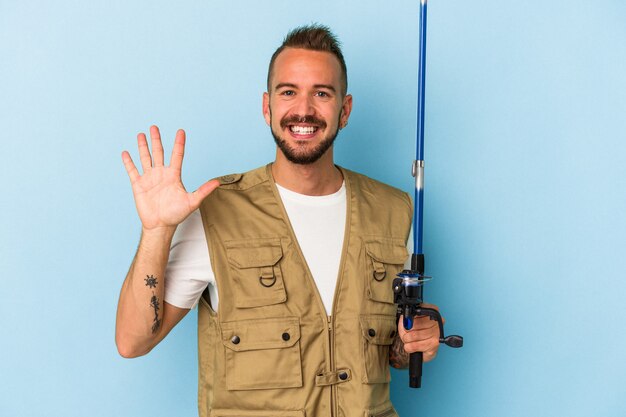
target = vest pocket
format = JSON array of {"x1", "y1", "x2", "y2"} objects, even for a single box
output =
[
  {"x1": 220, "y1": 317, "x2": 302, "y2": 390},
  {"x1": 364, "y1": 239, "x2": 408, "y2": 304},
  {"x1": 225, "y1": 238, "x2": 287, "y2": 308},
  {"x1": 210, "y1": 410, "x2": 305, "y2": 417},
  {"x1": 359, "y1": 315, "x2": 397, "y2": 384}
]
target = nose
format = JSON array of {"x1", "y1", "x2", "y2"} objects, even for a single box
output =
[{"x1": 293, "y1": 93, "x2": 315, "y2": 116}]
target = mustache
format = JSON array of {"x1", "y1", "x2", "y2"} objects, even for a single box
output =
[{"x1": 280, "y1": 115, "x2": 327, "y2": 129}]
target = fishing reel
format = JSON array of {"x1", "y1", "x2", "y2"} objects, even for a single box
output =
[{"x1": 393, "y1": 254, "x2": 463, "y2": 388}]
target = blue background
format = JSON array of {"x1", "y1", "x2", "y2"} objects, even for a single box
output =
[{"x1": 1, "y1": 1, "x2": 625, "y2": 416}]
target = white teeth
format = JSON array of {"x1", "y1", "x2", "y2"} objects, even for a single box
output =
[{"x1": 290, "y1": 126, "x2": 317, "y2": 135}]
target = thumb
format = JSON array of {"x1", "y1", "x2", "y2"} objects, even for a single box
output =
[
  {"x1": 189, "y1": 179, "x2": 220, "y2": 209},
  {"x1": 397, "y1": 315, "x2": 408, "y2": 338}
]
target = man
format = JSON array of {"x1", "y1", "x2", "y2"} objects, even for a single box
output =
[{"x1": 116, "y1": 25, "x2": 442, "y2": 417}]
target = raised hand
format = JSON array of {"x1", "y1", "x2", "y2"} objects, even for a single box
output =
[{"x1": 121, "y1": 125, "x2": 219, "y2": 231}]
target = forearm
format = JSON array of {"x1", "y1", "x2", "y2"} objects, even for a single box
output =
[
  {"x1": 389, "y1": 333, "x2": 410, "y2": 369},
  {"x1": 115, "y1": 227, "x2": 175, "y2": 357}
]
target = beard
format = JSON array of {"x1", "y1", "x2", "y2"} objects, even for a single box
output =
[{"x1": 270, "y1": 112, "x2": 341, "y2": 165}]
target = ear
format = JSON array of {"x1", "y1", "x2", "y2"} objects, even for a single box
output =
[
  {"x1": 340, "y1": 94, "x2": 353, "y2": 128},
  {"x1": 262, "y1": 92, "x2": 271, "y2": 126}
]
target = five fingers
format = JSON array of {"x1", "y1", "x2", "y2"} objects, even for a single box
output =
[{"x1": 121, "y1": 126, "x2": 219, "y2": 204}]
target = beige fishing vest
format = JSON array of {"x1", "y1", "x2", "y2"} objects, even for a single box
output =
[{"x1": 197, "y1": 164, "x2": 412, "y2": 417}]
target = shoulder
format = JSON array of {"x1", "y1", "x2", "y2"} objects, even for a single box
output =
[
  {"x1": 212, "y1": 164, "x2": 270, "y2": 191},
  {"x1": 199, "y1": 165, "x2": 272, "y2": 215},
  {"x1": 341, "y1": 167, "x2": 412, "y2": 209}
]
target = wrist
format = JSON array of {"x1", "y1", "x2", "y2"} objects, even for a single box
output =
[{"x1": 140, "y1": 225, "x2": 177, "y2": 242}]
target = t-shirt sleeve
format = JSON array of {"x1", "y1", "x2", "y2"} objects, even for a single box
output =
[{"x1": 164, "y1": 209, "x2": 215, "y2": 309}]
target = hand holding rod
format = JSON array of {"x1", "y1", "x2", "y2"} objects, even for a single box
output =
[{"x1": 393, "y1": 269, "x2": 463, "y2": 388}]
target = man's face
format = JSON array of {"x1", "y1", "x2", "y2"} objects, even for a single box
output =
[{"x1": 263, "y1": 48, "x2": 352, "y2": 165}]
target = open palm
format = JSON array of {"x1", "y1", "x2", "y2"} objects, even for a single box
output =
[{"x1": 122, "y1": 126, "x2": 218, "y2": 230}]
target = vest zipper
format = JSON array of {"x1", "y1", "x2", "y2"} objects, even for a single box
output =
[
  {"x1": 267, "y1": 165, "x2": 351, "y2": 417},
  {"x1": 329, "y1": 167, "x2": 351, "y2": 417},
  {"x1": 266, "y1": 165, "x2": 339, "y2": 415},
  {"x1": 328, "y1": 315, "x2": 336, "y2": 417}
]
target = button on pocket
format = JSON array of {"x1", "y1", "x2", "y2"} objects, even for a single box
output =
[
  {"x1": 225, "y1": 238, "x2": 287, "y2": 308},
  {"x1": 359, "y1": 315, "x2": 397, "y2": 384},
  {"x1": 220, "y1": 317, "x2": 302, "y2": 391},
  {"x1": 364, "y1": 239, "x2": 408, "y2": 304}
]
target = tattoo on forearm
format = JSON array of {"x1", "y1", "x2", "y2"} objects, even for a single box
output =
[
  {"x1": 145, "y1": 274, "x2": 158, "y2": 288},
  {"x1": 389, "y1": 334, "x2": 409, "y2": 369},
  {"x1": 145, "y1": 275, "x2": 162, "y2": 333},
  {"x1": 150, "y1": 294, "x2": 162, "y2": 333}
]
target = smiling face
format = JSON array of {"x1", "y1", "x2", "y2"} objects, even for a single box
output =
[{"x1": 263, "y1": 47, "x2": 352, "y2": 165}]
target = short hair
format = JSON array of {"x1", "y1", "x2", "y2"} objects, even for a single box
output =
[{"x1": 267, "y1": 24, "x2": 348, "y2": 96}]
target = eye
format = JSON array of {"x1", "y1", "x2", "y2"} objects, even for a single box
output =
[
  {"x1": 315, "y1": 91, "x2": 329, "y2": 98},
  {"x1": 280, "y1": 90, "x2": 295, "y2": 96}
]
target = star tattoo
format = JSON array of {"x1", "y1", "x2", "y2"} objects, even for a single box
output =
[{"x1": 144, "y1": 274, "x2": 158, "y2": 288}]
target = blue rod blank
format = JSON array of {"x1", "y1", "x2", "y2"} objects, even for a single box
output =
[{"x1": 413, "y1": 0, "x2": 428, "y2": 257}]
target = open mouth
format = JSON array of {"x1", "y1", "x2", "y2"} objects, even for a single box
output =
[
  {"x1": 289, "y1": 125, "x2": 319, "y2": 136},
  {"x1": 281, "y1": 115, "x2": 326, "y2": 139}
]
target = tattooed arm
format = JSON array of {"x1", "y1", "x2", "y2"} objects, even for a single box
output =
[
  {"x1": 115, "y1": 126, "x2": 218, "y2": 358},
  {"x1": 389, "y1": 332, "x2": 410, "y2": 369},
  {"x1": 115, "y1": 228, "x2": 189, "y2": 358}
]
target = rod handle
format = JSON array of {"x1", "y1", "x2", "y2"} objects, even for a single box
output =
[{"x1": 409, "y1": 351, "x2": 423, "y2": 388}]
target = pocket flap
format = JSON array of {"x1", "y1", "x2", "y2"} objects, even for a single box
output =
[
  {"x1": 360, "y1": 315, "x2": 397, "y2": 346},
  {"x1": 221, "y1": 317, "x2": 300, "y2": 352},
  {"x1": 365, "y1": 240, "x2": 408, "y2": 265},
  {"x1": 226, "y1": 238, "x2": 283, "y2": 268}
]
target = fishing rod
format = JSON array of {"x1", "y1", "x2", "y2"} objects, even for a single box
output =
[{"x1": 393, "y1": 0, "x2": 463, "y2": 389}]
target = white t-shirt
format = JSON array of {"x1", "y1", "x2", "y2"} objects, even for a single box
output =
[{"x1": 164, "y1": 182, "x2": 347, "y2": 314}]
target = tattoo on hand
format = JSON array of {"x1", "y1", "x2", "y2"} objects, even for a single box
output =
[
  {"x1": 389, "y1": 334, "x2": 409, "y2": 369},
  {"x1": 145, "y1": 275, "x2": 162, "y2": 333}
]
